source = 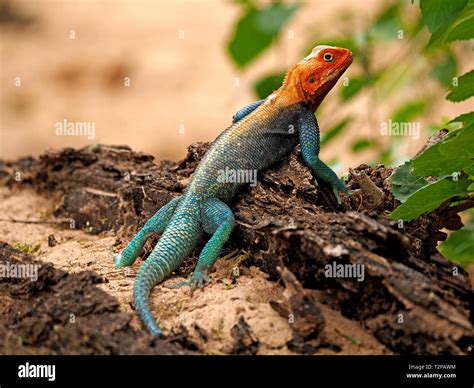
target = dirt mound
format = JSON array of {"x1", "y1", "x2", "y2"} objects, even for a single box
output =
[
  {"x1": 0, "y1": 141, "x2": 472, "y2": 355},
  {"x1": 0, "y1": 242, "x2": 191, "y2": 355}
]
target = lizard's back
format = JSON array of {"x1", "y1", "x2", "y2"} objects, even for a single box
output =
[{"x1": 189, "y1": 98, "x2": 306, "y2": 202}]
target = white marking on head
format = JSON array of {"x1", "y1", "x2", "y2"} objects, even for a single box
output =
[{"x1": 304, "y1": 45, "x2": 334, "y2": 61}]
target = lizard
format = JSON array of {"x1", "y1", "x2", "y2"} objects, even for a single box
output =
[{"x1": 114, "y1": 45, "x2": 353, "y2": 337}]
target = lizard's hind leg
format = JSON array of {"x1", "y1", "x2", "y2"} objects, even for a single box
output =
[
  {"x1": 166, "y1": 198, "x2": 234, "y2": 291},
  {"x1": 114, "y1": 196, "x2": 181, "y2": 268}
]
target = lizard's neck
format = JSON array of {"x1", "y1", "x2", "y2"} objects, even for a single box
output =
[
  {"x1": 276, "y1": 63, "x2": 338, "y2": 112},
  {"x1": 276, "y1": 64, "x2": 307, "y2": 108}
]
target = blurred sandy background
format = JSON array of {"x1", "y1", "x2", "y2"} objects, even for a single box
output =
[{"x1": 0, "y1": 0, "x2": 471, "y2": 167}]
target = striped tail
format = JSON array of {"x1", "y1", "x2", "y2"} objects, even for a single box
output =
[{"x1": 133, "y1": 203, "x2": 203, "y2": 336}]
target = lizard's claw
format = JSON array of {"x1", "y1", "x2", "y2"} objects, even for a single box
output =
[
  {"x1": 329, "y1": 179, "x2": 349, "y2": 205},
  {"x1": 114, "y1": 253, "x2": 125, "y2": 268},
  {"x1": 165, "y1": 270, "x2": 211, "y2": 295},
  {"x1": 189, "y1": 270, "x2": 211, "y2": 292},
  {"x1": 332, "y1": 183, "x2": 347, "y2": 204},
  {"x1": 332, "y1": 188, "x2": 342, "y2": 205}
]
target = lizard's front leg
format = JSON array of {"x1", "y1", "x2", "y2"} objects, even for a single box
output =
[
  {"x1": 298, "y1": 110, "x2": 348, "y2": 203},
  {"x1": 114, "y1": 196, "x2": 181, "y2": 268},
  {"x1": 166, "y1": 197, "x2": 234, "y2": 292}
]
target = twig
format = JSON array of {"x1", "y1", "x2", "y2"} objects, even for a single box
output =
[
  {"x1": 443, "y1": 199, "x2": 474, "y2": 218},
  {"x1": 413, "y1": 129, "x2": 449, "y2": 159},
  {"x1": 0, "y1": 218, "x2": 69, "y2": 225},
  {"x1": 349, "y1": 168, "x2": 385, "y2": 207}
]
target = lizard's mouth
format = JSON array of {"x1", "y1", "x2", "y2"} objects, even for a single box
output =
[
  {"x1": 328, "y1": 49, "x2": 353, "y2": 82},
  {"x1": 305, "y1": 48, "x2": 354, "y2": 111},
  {"x1": 346, "y1": 50, "x2": 354, "y2": 66},
  {"x1": 339, "y1": 49, "x2": 353, "y2": 72}
]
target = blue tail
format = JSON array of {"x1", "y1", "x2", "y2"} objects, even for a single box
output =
[{"x1": 132, "y1": 196, "x2": 203, "y2": 336}]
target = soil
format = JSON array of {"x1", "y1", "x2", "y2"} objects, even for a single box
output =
[{"x1": 0, "y1": 140, "x2": 472, "y2": 355}]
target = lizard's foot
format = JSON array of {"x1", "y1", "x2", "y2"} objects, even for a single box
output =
[
  {"x1": 114, "y1": 253, "x2": 125, "y2": 268},
  {"x1": 165, "y1": 270, "x2": 211, "y2": 294},
  {"x1": 314, "y1": 178, "x2": 348, "y2": 204},
  {"x1": 327, "y1": 176, "x2": 348, "y2": 205}
]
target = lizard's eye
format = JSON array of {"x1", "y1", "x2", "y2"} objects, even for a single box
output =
[{"x1": 323, "y1": 52, "x2": 333, "y2": 62}]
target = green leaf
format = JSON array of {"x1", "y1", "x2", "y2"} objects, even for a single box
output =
[
  {"x1": 378, "y1": 147, "x2": 393, "y2": 167},
  {"x1": 464, "y1": 161, "x2": 474, "y2": 175},
  {"x1": 392, "y1": 100, "x2": 426, "y2": 123},
  {"x1": 446, "y1": 15, "x2": 474, "y2": 41},
  {"x1": 427, "y1": 117, "x2": 461, "y2": 133},
  {"x1": 420, "y1": 0, "x2": 467, "y2": 33},
  {"x1": 449, "y1": 111, "x2": 474, "y2": 125},
  {"x1": 351, "y1": 138, "x2": 376, "y2": 153},
  {"x1": 233, "y1": 0, "x2": 253, "y2": 7},
  {"x1": 391, "y1": 161, "x2": 429, "y2": 203},
  {"x1": 390, "y1": 175, "x2": 472, "y2": 221},
  {"x1": 438, "y1": 126, "x2": 474, "y2": 157},
  {"x1": 227, "y1": 3, "x2": 299, "y2": 68},
  {"x1": 14, "y1": 242, "x2": 41, "y2": 255},
  {"x1": 340, "y1": 77, "x2": 366, "y2": 101},
  {"x1": 320, "y1": 119, "x2": 349, "y2": 147},
  {"x1": 431, "y1": 51, "x2": 457, "y2": 87},
  {"x1": 438, "y1": 219, "x2": 474, "y2": 266},
  {"x1": 427, "y1": 0, "x2": 474, "y2": 46},
  {"x1": 371, "y1": 3, "x2": 403, "y2": 40},
  {"x1": 253, "y1": 72, "x2": 285, "y2": 99},
  {"x1": 411, "y1": 125, "x2": 474, "y2": 176},
  {"x1": 447, "y1": 70, "x2": 474, "y2": 102}
]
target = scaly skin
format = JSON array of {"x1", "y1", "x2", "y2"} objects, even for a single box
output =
[{"x1": 115, "y1": 45, "x2": 353, "y2": 336}]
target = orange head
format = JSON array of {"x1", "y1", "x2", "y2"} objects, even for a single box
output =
[{"x1": 281, "y1": 45, "x2": 353, "y2": 111}]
